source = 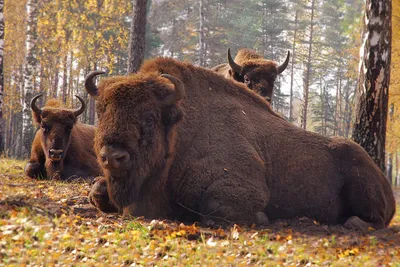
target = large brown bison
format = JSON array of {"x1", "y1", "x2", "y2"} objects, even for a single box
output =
[
  {"x1": 212, "y1": 48, "x2": 290, "y2": 102},
  {"x1": 86, "y1": 58, "x2": 395, "y2": 230},
  {"x1": 24, "y1": 94, "x2": 103, "y2": 181}
]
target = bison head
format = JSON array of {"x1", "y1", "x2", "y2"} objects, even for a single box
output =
[
  {"x1": 84, "y1": 71, "x2": 184, "y2": 209},
  {"x1": 227, "y1": 48, "x2": 290, "y2": 101},
  {"x1": 31, "y1": 94, "x2": 86, "y2": 163}
]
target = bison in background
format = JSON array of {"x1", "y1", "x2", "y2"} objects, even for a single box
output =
[
  {"x1": 212, "y1": 48, "x2": 290, "y2": 102},
  {"x1": 87, "y1": 57, "x2": 395, "y2": 231},
  {"x1": 24, "y1": 94, "x2": 103, "y2": 181}
]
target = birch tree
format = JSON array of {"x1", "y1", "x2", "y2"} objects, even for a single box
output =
[
  {"x1": 21, "y1": 0, "x2": 39, "y2": 157},
  {"x1": 301, "y1": 0, "x2": 316, "y2": 130},
  {"x1": 0, "y1": 0, "x2": 4, "y2": 153},
  {"x1": 352, "y1": 0, "x2": 392, "y2": 172},
  {"x1": 127, "y1": 0, "x2": 148, "y2": 74}
]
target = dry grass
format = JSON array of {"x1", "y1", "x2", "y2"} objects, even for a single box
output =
[{"x1": 0, "y1": 158, "x2": 399, "y2": 266}]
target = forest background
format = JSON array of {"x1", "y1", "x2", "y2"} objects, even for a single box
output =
[{"x1": 3, "y1": 0, "x2": 400, "y2": 185}]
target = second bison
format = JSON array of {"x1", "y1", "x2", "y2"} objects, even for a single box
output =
[
  {"x1": 25, "y1": 94, "x2": 103, "y2": 181},
  {"x1": 212, "y1": 48, "x2": 290, "y2": 102},
  {"x1": 87, "y1": 57, "x2": 395, "y2": 230}
]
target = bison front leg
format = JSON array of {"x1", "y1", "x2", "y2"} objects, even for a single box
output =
[
  {"x1": 25, "y1": 161, "x2": 45, "y2": 179},
  {"x1": 199, "y1": 177, "x2": 270, "y2": 227},
  {"x1": 25, "y1": 131, "x2": 46, "y2": 179},
  {"x1": 89, "y1": 177, "x2": 119, "y2": 213}
]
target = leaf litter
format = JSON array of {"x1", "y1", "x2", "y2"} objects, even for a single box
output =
[{"x1": 0, "y1": 158, "x2": 399, "y2": 266}]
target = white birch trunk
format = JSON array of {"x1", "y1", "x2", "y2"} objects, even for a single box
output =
[
  {"x1": 21, "y1": 0, "x2": 39, "y2": 157},
  {"x1": 352, "y1": 0, "x2": 392, "y2": 172},
  {"x1": 0, "y1": 0, "x2": 4, "y2": 153}
]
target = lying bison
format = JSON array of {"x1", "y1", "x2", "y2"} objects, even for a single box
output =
[
  {"x1": 25, "y1": 94, "x2": 103, "y2": 181},
  {"x1": 212, "y1": 48, "x2": 290, "y2": 102},
  {"x1": 86, "y1": 58, "x2": 395, "y2": 230}
]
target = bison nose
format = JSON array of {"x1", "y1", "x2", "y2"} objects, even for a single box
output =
[
  {"x1": 99, "y1": 146, "x2": 130, "y2": 170},
  {"x1": 49, "y1": 149, "x2": 63, "y2": 161}
]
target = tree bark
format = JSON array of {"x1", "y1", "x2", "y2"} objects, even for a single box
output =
[
  {"x1": 387, "y1": 152, "x2": 393, "y2": 184},
  {"x1": 0, "y1": 0, "x2": 4, "y2": 154},
  {"x1": 289, "y1": 9, "x2": 298, "y2": 123},
  {"x1": 198, "y1": 0, "x2": 205, "y2": 66},
  {"x1": 352, "y1": 0, "x2": 391, "y2": 172},
  {"x1": 62, "y1": 54, "x2": 68, "y2": 103},
  {"x1": 301, "y1": 0, "x2": 315, "y2": 130},
  {"x1": 334, "y1": 71, "x2": 342, "y2": 136},
  {"x1": 127, "y1": 0, "x2": 148, "y2": 74},
  {"x1": 21, "y1": 0, "x2": 39, "y2": 157}
]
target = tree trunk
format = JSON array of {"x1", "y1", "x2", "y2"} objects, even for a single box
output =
[
  {"x1": 62, "y1": 54, "x2": 68, "y2": 103},
  {"x1": 387, "y1": 152, "x2": 393, "y2": 184},
  {"x1": 198, "y1": 0, "x2": 205, "y2": 66},
  {"x1": 0, "y1": 0, "x2": 4, "y2": 154},
  {"x1": 52, "y1": 57, "x2": 59, "y2": 98},
  {"x1": 352, "y1": 0, "x2": 391, "y2": 172},
  {"x1": 289, "y1": 9, "x2": 298, "y2": 123},
  {"x1": 334, "y1": 71, "x2": 342, "y2": 136},
  {"x1": 396, "y1": 152, "x2": 399, "y2": 186},
  {"x1": 127, "y1": 0, "x2": 148, "y2": 74},
  {"x1": 21, "y1": 0, "x2": 39, "y2": 157},
  {"x1": 301, "y1": 0, "x2": 315, "y2": 130}
]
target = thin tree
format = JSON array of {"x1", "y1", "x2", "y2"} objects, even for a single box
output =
[
  {"x1": 198, "y1": 0, "x2": 205, "y2": 66},
  {"x1": 289, "y1": 9, "x2": 298, "y2": 122},
  {"x1": 21, "y1": 0, "x2": 39, "y2": 157},
  {"x1": 127, "y1": 0, "x2": 148, "y2": 74},
  {"x1": 0, "y1": 0, "x2": 4, "y2": 153},
  {"x1": 352, "y1": 0, "x2": 392, "y2": 172},
  {"x1": 301, "y1": 0, "x2": 316, "y2": 130}
]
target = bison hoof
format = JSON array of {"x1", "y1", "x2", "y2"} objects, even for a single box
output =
[
  {"x1": 24, "y1": 162, "x2": 43, "y2": 179},
  {"x1": 89, "y1": 178, "x2": 118, "y2": 213},
  {"x1": 255, "y1": 212, "x2": 269, "y2": 226},
  {"x1": 344, "y1": 216, "x2": 375, "y2": 232}
]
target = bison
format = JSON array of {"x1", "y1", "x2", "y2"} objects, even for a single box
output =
[
  {"x1": 24, "y1": 94, "x2": 103, "y2": 181},
  {"x1": 86, "y1": 57, "x2": 395, "y2": 230},
  {"x1": 212, "y1": 48, "x2": 290, "y2": 102}
]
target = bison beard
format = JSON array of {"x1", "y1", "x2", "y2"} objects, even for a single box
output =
[
  {"x1": 24, "y1": 94, "x2": 103, "y2": 181},
  {"x1": 87, "y1": 58, "x2": 395, "y2": 230}
]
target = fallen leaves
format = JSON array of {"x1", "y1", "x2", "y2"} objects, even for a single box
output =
[{"x1": 0, "y1": 158, "x2": 400, "y2": 266}]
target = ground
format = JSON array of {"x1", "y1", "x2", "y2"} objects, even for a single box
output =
[{"x1": 0, "y1": 158, "x2": 399, "y2": 266}]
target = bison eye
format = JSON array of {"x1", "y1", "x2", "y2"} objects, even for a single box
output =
[
  {"x1": 41, "y1": 124, "x2": 50, "y2": 133},
  {"x1": 244, "y1": 75, "x2": 250, "y2": 84}
]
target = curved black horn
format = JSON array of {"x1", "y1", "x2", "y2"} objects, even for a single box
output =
[
  {"x1": 30, "y1": 93, "x2": 44, "y2": 116},
  {"x1": 161, "y1": 74, "x2": 185, "y2": 105},
  {"x1": 73, "y1": 95, "x2": 86, "y2": 117},
  {"x1": 277, "y1": 50, "x2": 290, "y2": 74},
  {"x1": 84, "y1": 71, "x2": 105, "y2": 97},
  {"x1": 227, "y1": 48, "x2": 242, "y2": 74}
]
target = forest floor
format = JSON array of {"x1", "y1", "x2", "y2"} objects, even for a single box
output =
[{"x1": 0, "y1": 158, "x2": 399, "y2": 266}]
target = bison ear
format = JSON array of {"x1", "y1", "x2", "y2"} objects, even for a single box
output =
[
  {"x1": 162, "y1": 106, "x2": 183, "y2": 127},
  {"x1": 32, "y1": 112, "x2": 42, "y2": 124}
]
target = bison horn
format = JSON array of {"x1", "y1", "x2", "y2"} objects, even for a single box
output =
[
  {"x1": 161, "y1": 74, "x2": 185, "y2": 105},
  {"x1": 84, "y1": 70, "x2": 106, "y2": 97},
  {"x1": 30, "y1": 93, "x2": 44, "y2": 116},
  {"x1": 227, "y1": 48, "x2": 242, "y2": 74},
  {"x1": 277, "y1": 50, "x2": 290, "y2": 74},
  {"x1": 73, "y1": 95, "x2": 86, "y2": 117}
]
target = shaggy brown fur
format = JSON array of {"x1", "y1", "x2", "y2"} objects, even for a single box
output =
[
  {"x1": 212, "y1": 48, "x2": 290, "y2": 102},
  {"x1": 88, "y1": 57, "x2": 395, "y2": 230},
  {"x1": 25, "y1": 98, "x2": 103, "y2": 180}
]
